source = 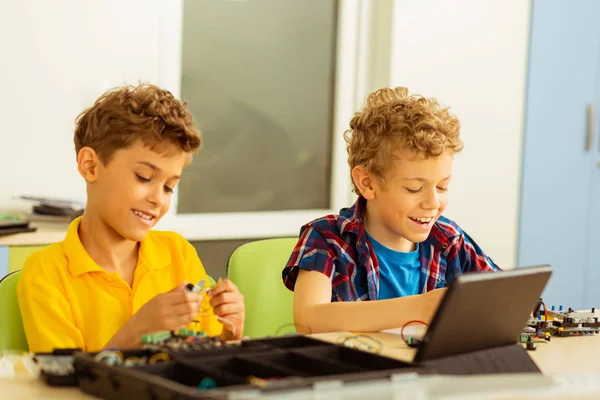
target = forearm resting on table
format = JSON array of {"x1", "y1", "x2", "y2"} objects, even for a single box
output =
[
  {"x1": 294, "y1": 294, "x2": 439, "y2": 334},
  {"x1": 293, "y1": 269, "x2": 444, "y2": 334}
]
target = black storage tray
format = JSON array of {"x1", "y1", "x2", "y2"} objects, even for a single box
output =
[
  {"x1": 74, "y1": 336, "x2": 426, "y2": 400},
  {"x1": 165, "y1": 339, "x2": 272, "y2": 360}
]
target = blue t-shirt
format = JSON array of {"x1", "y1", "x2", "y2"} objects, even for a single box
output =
[{"x1": 366, "y1": 232, "x2": 422, "y2": 300}]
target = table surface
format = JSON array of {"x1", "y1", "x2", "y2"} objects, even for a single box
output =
[
  {"x1": 0, "y1": 230, "x2": 65, "y2": 246},
  {"x1": 3, "y1": 331, "x2": 600, "y2": 399}
]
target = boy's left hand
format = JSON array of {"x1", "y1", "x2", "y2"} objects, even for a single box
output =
[{"x1": 207, "y1": 279, "x2": 245, "y2": 341}]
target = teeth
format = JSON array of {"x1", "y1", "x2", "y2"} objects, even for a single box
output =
[
  {"x1": 411, "y1": 217, "x2": 433, "y2": 223},
  {"x1": 133, "y1": 210, "x2": 153, "y2": 220}
]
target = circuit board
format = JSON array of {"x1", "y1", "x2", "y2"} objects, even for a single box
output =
[{"x1": 524, "y1": 303, "x2": 600, "y2": 341}]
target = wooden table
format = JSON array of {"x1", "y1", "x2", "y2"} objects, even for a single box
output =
[
  {"x1": 313, "y1": 330, "x2": 600, "y2": 376},
  {"x1": 3, "y1": 331, "x2": 600, "y2": 399},
  {"x1": 3, "y1": 377, "x2": 96, "y2": 399}
]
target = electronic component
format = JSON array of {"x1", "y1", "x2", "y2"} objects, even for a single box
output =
[
  {"x1": 338, "y1": 335, "x2": 383, "y2": 354},
  {"x1": 197, "y1": 377, "x2": 217, "y2": 390},
  {"x1": 35, "y1": 350, "x2": 80, "y2": 386},
  {"x1": 186, "y1": 278, "x2": 209, "y2": 294},
  {"x1": 141, "y1": 330, "x2": 173, "y2": 344},
  {"x1": 405, "y1": 336, "x2": 423, "y2": 348},
  {"x1": 178, "y1": 328, "x2": 198, "y2": 337},
  {"x1": 137, "y1": 328, "x2": 238, "y2": 354},
  {"x1": 523, "y1": 300, "x2": 600, "y2": 338}
]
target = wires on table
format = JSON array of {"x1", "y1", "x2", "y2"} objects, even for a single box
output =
[{"x1": 400, "y1": 319, "x2": 430, "y2": 347}]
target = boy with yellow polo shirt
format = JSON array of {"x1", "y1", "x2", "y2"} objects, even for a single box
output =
[{"x1": 17, "y1": 84, "x2": 245, "y2": 353}]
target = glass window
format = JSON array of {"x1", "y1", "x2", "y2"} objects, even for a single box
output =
[{"x1": 177, "y1": 0, "x2": 338, "y2": 213}]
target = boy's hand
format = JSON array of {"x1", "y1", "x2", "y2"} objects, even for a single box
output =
[
  {"x1": 130, "y1": 281, "x2": 203, "y2": 333},
  {"x1": 104, "y1": 281, "x2": 202, "y2": 349},
  {"x1": 207, "y1": 279, "x2": 245, "y2": 341}
]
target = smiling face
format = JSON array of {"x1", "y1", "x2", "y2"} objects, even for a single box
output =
[
  {"x1": 353, "y1": 148, "x2": 454, "y2": 252},
  {"x1": 79, "y1": 140, "x2": 188, "y2": 242}
]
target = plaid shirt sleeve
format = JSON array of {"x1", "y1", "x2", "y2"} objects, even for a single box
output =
[
  {"x1": 282, "y1": 225, "x2": 337, "y2": 292},
  {"x1": 456, "y1": 229, "x2": 501, "y2": 272}
]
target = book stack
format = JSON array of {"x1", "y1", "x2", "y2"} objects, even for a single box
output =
[
  {"x1": 19, "y1": 196, "x2": 85, "y2": 231},
  {"x1": 0, "y1": 215, "x2": 37, "y2": 236}
]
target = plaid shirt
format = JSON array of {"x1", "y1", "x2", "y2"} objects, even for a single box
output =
[{"x1": 282, "y1": 197, "x2": 500, "y2": 302}]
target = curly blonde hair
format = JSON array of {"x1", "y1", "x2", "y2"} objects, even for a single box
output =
[
  {"x1": 74, "y1": 83, "x2": 201, "y2": 163},
  {"x1": 345, "y1": 86, "x2": 463, "y2": 194}
]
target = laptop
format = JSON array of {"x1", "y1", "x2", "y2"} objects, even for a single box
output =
[{"x1": 413, "y1": 265, "x2": 552, "y2": 363}]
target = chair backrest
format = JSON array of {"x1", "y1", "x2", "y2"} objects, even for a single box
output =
[
  {"x1": 227, "y1": 238, "x2": 297, "y2": 338},
  {"x1": 0, "y1": 270, "x2": 28, "y2": 351}
]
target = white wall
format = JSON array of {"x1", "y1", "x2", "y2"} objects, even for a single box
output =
[
  {"x1": 0, "y1": 0, "x2": 531, "y2": 258},
  {"x1": 0, "y1": 0, "x2": 361, "y2": 241},
  {"x1": 389, "y1": 0, "x2": 531, "y2": 268},
  {"x1": 0, "y1": 0, "x2": 164, "y2": 211}
]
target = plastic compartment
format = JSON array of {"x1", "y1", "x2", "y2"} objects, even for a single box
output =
[
  {"x1": 77, "y1": 357, "x2": 242, "y2": 400},
  {"x1": 134, "y1": 361, "x2": 246, "y2": 387},
  {"x1": 170, "y1": 341, "x2": 272, "y2": 362},
  {"x1": 74, "y1": 335, "x2": 422, "y2": 400},
  {"x1": 297, "y1": 345, "x2": 414, "y2": 370},
  {"x1": 236, "y1": 350, "x2": 364, "y2": 376},
  {"x1": 183, "y1": 355, "x2": 297, "y2": 381},
  {"x1": 249, "y1": 335, "x2": 329, "y2": 349}
]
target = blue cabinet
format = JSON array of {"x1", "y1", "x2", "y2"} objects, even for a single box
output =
[
  {"x1": 0, "y1": 246, "x2": 8, "y2": 278},
  {"x1": 588, "y1": 164, "x2": 600, "y2": 306},
  {"x1": 519, "y1": 0, "x2": 600, "y2": 309}
]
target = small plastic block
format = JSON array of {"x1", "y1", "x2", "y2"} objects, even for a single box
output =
[
  {"x1": 519, "y1": 335, "x2": 529, "y2": 343},
  {"x1": 153, "y1": 331, "x2": 173, "y2": 342},
  {"x1": 197, "y1": 377, "x2": 216, "y2": 390},
  {"x1": 247, "y1": 375, "x2": 268, "y2": 388},
  {"x1": 191, "y1": 279, "x2": 207, "y2": 293},
  {"x1": 178, "y1": 328, "x2": 195, "y2": 337},
  {"x1": 405, "y1": 336, "x2": 423, "y2": 348},
  {"x1": 141, "y1": 334, "x2": 153, "y2": 344},
  {"x1": 141, "y1": 330, "x2": 172, "y2": 344}
]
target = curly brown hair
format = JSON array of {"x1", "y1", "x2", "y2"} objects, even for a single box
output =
[
  {"x1": 344, "y1": 86, "x2": 463, "y2": 194},
  {"x1": 74, "y1": 83, "x2": 201, "y2": 164}
]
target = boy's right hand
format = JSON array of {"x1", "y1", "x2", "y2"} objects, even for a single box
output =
[
  {"x1": 105, "y1": 281, "x2": 202, "y2": 349},
  {"x1": 130, "y1": 281, "x2": 203, "y2": 334}
]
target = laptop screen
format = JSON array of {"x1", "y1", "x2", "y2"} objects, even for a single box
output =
[{"x1": 414, "y1": 265, "x2": 552, "y2": 362}]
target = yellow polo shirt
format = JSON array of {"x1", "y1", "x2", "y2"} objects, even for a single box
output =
[{"x1": 17, "y1": 217, "x2": 222, "y2": 353}]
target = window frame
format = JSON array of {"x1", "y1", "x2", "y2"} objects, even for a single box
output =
[{"x1": 154, "y1": 0, "x2": 368, "y2": 240}]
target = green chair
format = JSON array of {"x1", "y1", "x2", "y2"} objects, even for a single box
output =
[
  {"x1": 227, "y1": 238, "x2": 297, "y2": 338},
  {"x1": 0, "y1": 271, "x2": 28, "y2": 352}
]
